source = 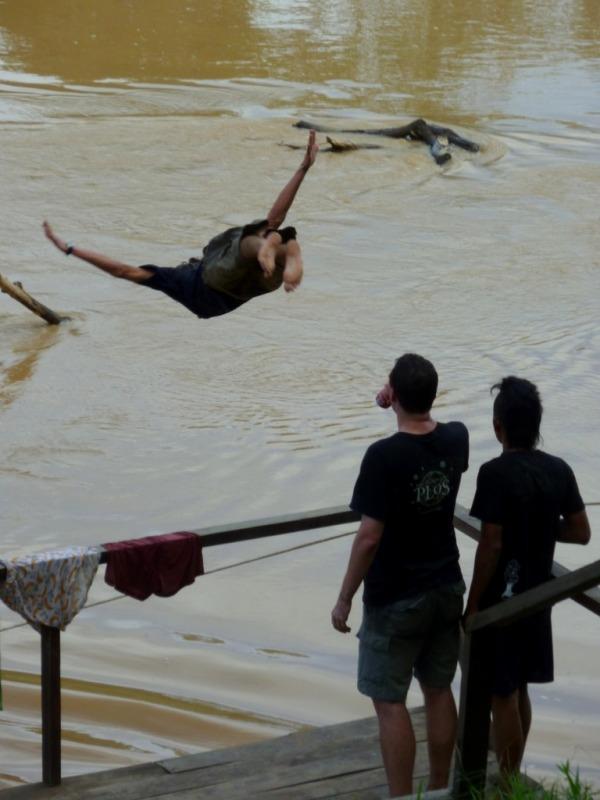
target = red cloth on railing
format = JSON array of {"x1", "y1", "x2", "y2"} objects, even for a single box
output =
[{"x1": 103, "y1": 532, "x2": 204, "y2": 601}]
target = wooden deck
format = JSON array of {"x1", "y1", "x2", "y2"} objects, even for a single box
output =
[{"x1": 0, "y1": 709, "x2": 497, "y2": 800}]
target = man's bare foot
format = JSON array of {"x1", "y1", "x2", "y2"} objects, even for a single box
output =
[
  {"x1": 282, "y1": 242, "x2": 303, "y2": 292},
  {"x1": 257, "y1": 232, "x2": 281, "y2": 277}
]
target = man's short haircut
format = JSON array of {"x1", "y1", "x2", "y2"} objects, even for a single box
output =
[
  {"x1": 492, "y1": 376, "x2": 542, "y2": 449},
  {"x1": 389, "y1": 353, "x2": 438, "y2": 413}
]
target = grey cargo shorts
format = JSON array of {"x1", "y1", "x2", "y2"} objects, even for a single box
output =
[{"x1": 357, "y1": 580, "x2": 465, "y2": 703}]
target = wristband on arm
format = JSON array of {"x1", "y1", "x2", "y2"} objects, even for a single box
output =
[{"x1": 277, "y1": 226, "x2": 297, "y2": 243}]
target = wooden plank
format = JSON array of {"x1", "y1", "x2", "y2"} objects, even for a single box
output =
[
  {"x1": 145, "y1": 726, "x2": 432, "y2": 800},
  {"x1": 42, "y1": 749, "x2": 386, "y2": 800},
  {"x1": 147, "y1": 751, "x2": 387, "y2": 800},
  {"x1": 454, "y1": 631, "x2": 492, "y2": 798},
  {"x1": 321, "y1": 787, "x2": 390, "y2": 800},
  {"x1": 467, "y1": 558, "x2": 600, "y2": 632},
  {"x1": 90, "y1": 733, "x2": 385, "y2": 799},
  {"x1": 0, "y1": 710, "x2": 501, "y2": 800},
  {"x1": 0, "y1": 719, "x2": 380, "y2": 799},
  {"x1": 266, "y1": 768, "x2": 389, "y2": 800},
  {"x1": 453, "y1": 505, "x2": 481, "y2": 542},
  {"x1": 0, "y1": 714, "x2": 423, "y2": 800},
  {"x1": 266, "y1": 746, "x2": 432, "y2": 799},
  {"x1": 40, "y1": 626, "x2": 61, "y2": 787},
  {"x1": 159, "y1": 712, "x2": 425, "y2": 774},
  {"x1": 191, "y1": 506, "x2": 359, "y2": 548},
  {"x1": 0, "y1": 764, "x2": 166, "y2": 800},
  {"x1": 551, "y1": 561, "x2": 600, "y2": 617},
  {"x1": 158, "y1": 719, "x2": 373, "y2": 774}
]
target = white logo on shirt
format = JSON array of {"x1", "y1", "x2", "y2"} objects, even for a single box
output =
[
  {"x1": 412, "y1": 462, "x2": 451, "y2": 510},
  {"x1": 501, "y1": 559, "x2": 521, "y2": 599}
]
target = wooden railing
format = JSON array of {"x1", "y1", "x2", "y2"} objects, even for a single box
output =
[
  {"x1": 1, "y1": 503, "x2": 598, "y2": 792},
  {"x1": 453, "y1": 508, "x2": 600, "y2": 797},
  {"x1": 0, "y1": 505, "x2": 358, "y2": 787}
]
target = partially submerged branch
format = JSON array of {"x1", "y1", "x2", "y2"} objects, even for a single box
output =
[
  {"x1": 0, "y1": 272, "x2": 68, "y2": 325},
  {"x1": 280, "y1": 136, "x2": 381, "y2": 153},
  {"x1": 295, "y1": 118, "x2": 480, "y2": 164}
]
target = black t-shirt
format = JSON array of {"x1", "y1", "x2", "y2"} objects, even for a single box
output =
[
  {"x1": 470, "y1": 450, "x2": 584, "y2": 609},
  {"x1": 350, "y1": 421, "x2": 469, "y2": 606},
  {"x1": 141, "y1": 220, "x2": 269, "y2": 319}
]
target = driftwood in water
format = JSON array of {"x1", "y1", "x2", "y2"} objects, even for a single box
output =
[
  {"x1": 323, "y1": 136, "x2": 387, "y2": 152},
  {"x1": 0, "y1": 272, "x2": 68, "y2": 325},
  {"x1": 295, "y1": 118, "x2": 480, "y2": 165},
  {"x1": 281, "y1": 136, "x2": 381, "y2": 154},
  {"x1": 326, "y1": 136, "x2": 358, "y2": 152}
]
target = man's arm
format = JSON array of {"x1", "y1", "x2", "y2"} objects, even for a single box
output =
[
  {"x1": 464, "y1": 521, "x2": 503, "y2": 618},
  {"x1": 556, "y1": 510, "x2": 591, "y2": 544},
  {"x1": 43, "y1": 221, "x2": 152, "y2": 283},
  {"x1": 331, "y1": 515, "x2": 383, "y2": 633},
  {"x1": 266, "y1": 130, "x2": 318, "y2": 229}
]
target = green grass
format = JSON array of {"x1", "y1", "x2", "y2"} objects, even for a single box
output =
[
  {"x1": 474, "y1": 762, "x2": 597, "y2": 800},
  {"x1": 555, "y1": 763, "x2": 597, "y2": 800}
]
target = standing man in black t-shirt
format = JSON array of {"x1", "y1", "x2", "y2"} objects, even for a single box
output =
[
  {"x1": 331, "y1": 354, "x2": 469, "y2": 798},
  {"x1": 466, "y1": 376, "x2": 590, "y2": 781}
]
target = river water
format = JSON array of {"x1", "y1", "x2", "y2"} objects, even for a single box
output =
[{"x1": 1, "y1": 0, "x2": 599, "y2": 790}]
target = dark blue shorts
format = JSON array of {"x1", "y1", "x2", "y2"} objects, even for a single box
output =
[
  {"x1": 480, "y1": 609, "x2": 553, "y2": 697},
  {"x1": 140, "y1": 219, "x2": 290, "y2": 318},
  {"x1": 142, "y1": 260, "x2": 244, "y2": 319}
]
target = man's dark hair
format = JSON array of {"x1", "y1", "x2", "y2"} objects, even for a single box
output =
[
  {"x1": 492, "y1": 376, "x2": 542, "y2": 449},
  {"x1": 389, "y1": 353, "x2": 438, "y2": 413}
]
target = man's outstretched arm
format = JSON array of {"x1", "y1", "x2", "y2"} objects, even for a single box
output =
[
  {"x1": 43, "y1": 221, "x2": 152, "y2": 284},
  {"x1": 266, "y1": 130, "x2": 318, "y2": 229}
]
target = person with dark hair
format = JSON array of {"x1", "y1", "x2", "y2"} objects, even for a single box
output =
[
  {"x1": 42, "y1": 131, "x2": 319, "y2": 319},
  {"x1": 491, "y1": 376, "x2": 543, "y2": 449},
  {"x1": 331, "y1": 354, "x2": 469, "y2": 797},
  {"x1": 466, "y1": 376, "x2": 591, "y2": 781}
]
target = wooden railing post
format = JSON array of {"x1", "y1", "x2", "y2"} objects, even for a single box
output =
[
  {"x1": 454, "y1": 629, "x2": 491, "y2": 798},
  {"x1": 41, "y1": 625, "x2": 61, "y2": 786}
]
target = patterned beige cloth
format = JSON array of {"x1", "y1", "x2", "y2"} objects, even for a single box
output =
[{"x1": 0, "y1": 546, "x2": 101, "y2": 630}]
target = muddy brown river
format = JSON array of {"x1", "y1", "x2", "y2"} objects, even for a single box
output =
[{"x1": 1, "y1": 0, "x2": 599, "y2": 789}]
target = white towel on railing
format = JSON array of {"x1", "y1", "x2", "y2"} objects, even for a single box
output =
[{"x1": 0, "y1": 546, "x2": 101, "y2": 631}]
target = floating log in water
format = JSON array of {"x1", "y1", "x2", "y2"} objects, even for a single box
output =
[
  {"x1": 280, "y1": 136, "x2": 381, "y2": 153},
  {"x1": 325, "y1": 136, "x2": 359, "y2": 152},
  {"x1": 0, "y1": 272, "x2": 68, "y2": 325},
  {"x1": 295, "y1": 118, "x2": 480, "y2": 165}
]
